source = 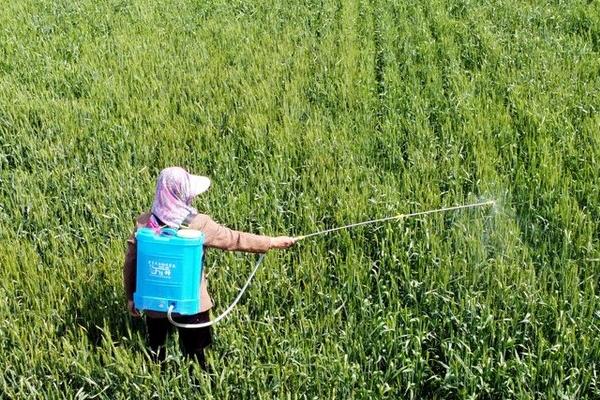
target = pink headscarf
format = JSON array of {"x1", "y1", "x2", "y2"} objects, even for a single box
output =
[{"x1": 147, "y1": 167, "x2": 203, "y2": 229}]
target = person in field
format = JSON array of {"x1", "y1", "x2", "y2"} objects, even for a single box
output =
[{"x1": 123, "y1": 166, "x2": 296, "y2": 370}]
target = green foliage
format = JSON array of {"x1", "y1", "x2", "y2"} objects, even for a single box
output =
[{"x1": 0, "y1": 0, "x2": 598, "y2": 398}]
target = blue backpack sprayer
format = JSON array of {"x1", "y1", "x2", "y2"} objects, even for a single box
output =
[
  {"x1": 133, "y1": 200, "x2": 495, "y2": 328},
  {"x1": 134, "y1": 227, "x2": 205, "y2": 316}
]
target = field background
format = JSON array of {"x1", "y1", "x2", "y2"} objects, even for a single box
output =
[{"x1": 0, "y1": 0, "x2": 599, "y2": 398}]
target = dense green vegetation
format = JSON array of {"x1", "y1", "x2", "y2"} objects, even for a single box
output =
[{"x1": 0, "y1": 0, "x2": 598, "y2": 398}]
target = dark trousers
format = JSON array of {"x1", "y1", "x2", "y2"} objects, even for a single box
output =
[{"x1": 146, "y1": 311, "x2": 212, "y2": 370}]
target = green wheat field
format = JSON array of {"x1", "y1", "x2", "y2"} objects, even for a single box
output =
[{"x1": 0, "y1": 0, "x2": 599, "y2": 398}]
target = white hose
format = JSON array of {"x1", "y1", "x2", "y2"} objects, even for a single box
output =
[
  {"x1": 167, "y1": 253, "x2": 266, "y2": 328},
  {"x1": 166, "y1": 200, "x2": 494, "y2": 328}
]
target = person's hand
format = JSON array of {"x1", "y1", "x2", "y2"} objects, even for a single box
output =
[
  {"x1": 127, "y1": 300, "x2": 140, "y2": 317},
  {"x1": 269, "y1": 236, "x2": 298, "y2": 249}
]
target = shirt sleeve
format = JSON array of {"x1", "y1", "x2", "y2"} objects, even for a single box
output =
[
  {"x1": 193, "y1": 214, "x2": 272, "y2": 253},
  {"x1": 123, "y1": 231, "x2": 137, "y2": 301}
]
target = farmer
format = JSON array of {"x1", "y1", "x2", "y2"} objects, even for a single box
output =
[{"x1": 123, "y1": 166, "x2": 296, "y2": 370}]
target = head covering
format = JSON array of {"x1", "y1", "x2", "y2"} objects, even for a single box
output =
[{"x1": 147, "y1": 167, "x2": 211, "y2": 229}]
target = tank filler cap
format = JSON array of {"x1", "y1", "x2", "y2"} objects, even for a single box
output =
[{"x1": 176, "y1": 229, "x2": 203, "y2": 239}]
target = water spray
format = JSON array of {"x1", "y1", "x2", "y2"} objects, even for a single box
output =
[{"x1": 166, "y1": 199, "x2": 495, "y2": 328}]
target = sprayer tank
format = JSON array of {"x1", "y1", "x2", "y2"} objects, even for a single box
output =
[{"x1": 133, "y1": 227, "x2": 204, "y2": 315}]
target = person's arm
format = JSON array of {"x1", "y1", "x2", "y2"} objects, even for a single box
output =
[
  {"x1": 123, "y1": 233, "x2": 140, "y2": 316},
  {"x1": 193, "y1": 215, "x2": 295, "y2": 252}
]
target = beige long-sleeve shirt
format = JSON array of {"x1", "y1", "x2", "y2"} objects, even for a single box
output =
[{"x1": 123, "y1": 212, "x2": 272, "y2": 316}]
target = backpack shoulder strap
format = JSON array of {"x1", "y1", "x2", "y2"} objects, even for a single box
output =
[{"x1": 180, "y1": 212, "x2": 197, "y2": 229}]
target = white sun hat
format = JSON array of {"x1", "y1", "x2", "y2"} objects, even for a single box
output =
[{"x1": 188, "y1": 173, "x2": 211, "y2": 197}]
